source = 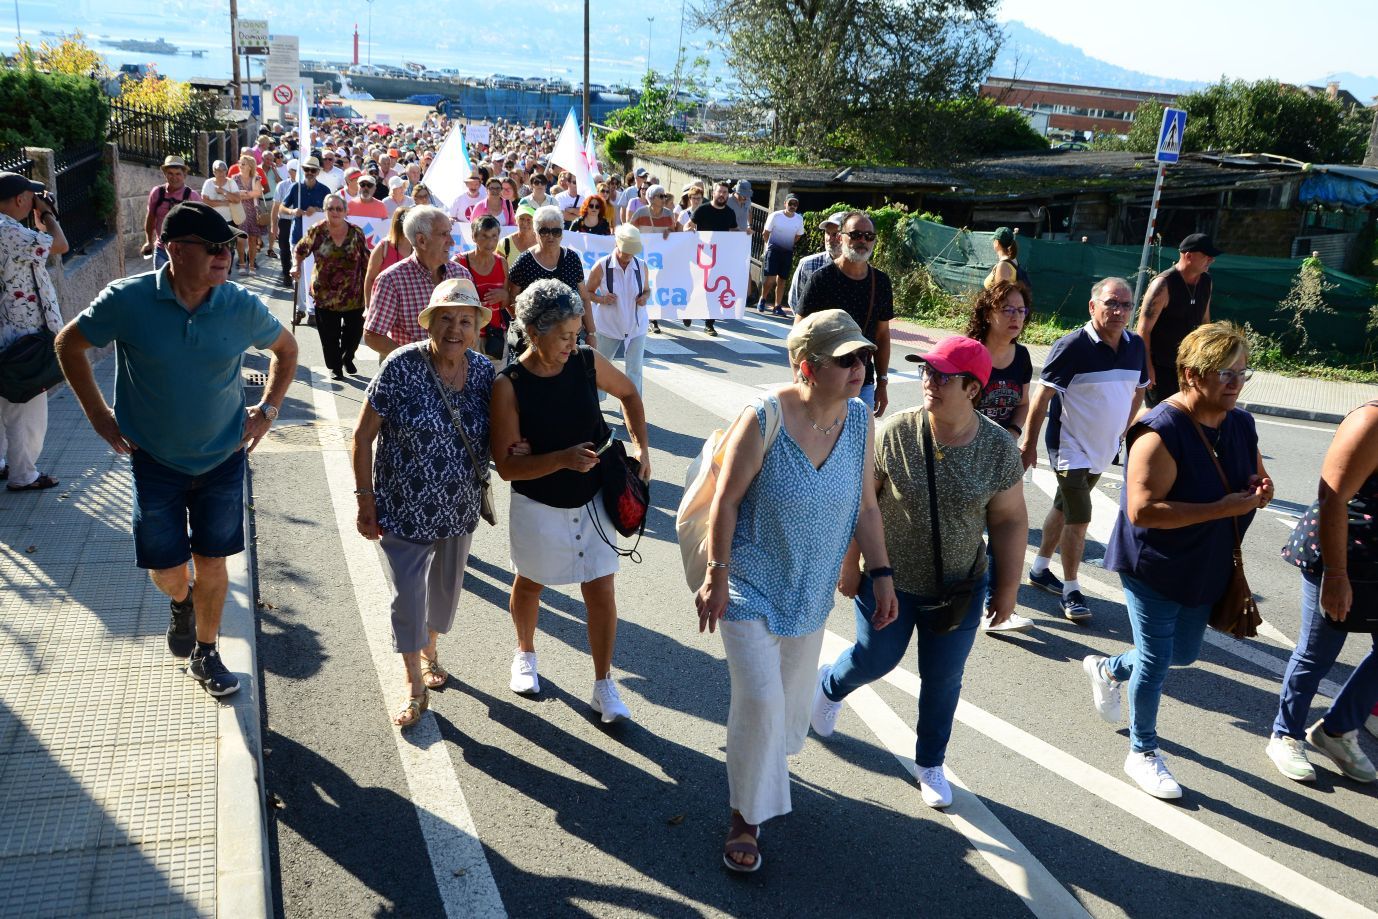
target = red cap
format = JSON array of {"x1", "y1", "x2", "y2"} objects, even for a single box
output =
[{"x1": 905, "y1": 335, "x2": 992, "y2": 387}]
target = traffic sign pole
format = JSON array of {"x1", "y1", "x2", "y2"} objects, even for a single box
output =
[
  {"x1": 1133, "y1": 107, "x2": 1187, "y2": 313},
  {"x1": 1132, "y1": 162, "x2": 1167, "y2": 311}
]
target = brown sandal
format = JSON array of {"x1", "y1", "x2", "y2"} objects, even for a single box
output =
[
  {"x1": 392, "y1": 690, "x2": 429, "y2": 728},
  {"x1": 420, "y1": 657, "x2": 449, "y2": 689},
  {"x1": 722, "y1": 811, "x2": 762, "y2": 873}
]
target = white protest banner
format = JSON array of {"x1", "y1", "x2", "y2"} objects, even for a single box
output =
[
  {"x1": 466, "y1": 123, "x2": 490, "y2": 145},
  {"x1": 563, "y1": 230, "x2": 750, "y2": 321}
]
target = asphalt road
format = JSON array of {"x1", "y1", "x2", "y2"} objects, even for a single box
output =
[{"x1": 239, "y1": 272, "x2": 1378, "y2": 919}]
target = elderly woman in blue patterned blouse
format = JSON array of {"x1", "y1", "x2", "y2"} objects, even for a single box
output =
[{"x1": 351, "y1": 277, "x2": 496, "y2": 728}]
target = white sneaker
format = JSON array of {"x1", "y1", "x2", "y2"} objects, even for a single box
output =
[
  {"x1": 1124, "y1": 750, "x2": 1183, "y2": 799},
  {"x1": 509, "y1": 650, "x2": 540, "y2": 695},
  {"x1": 1082, "y1": 655, "x2": 1122, "y2": 723},
  {"x1": 918, "y1": 765, "x2": 953, "y2": 809},
  {"x1": 590, "y1": 677, "x2": 631, "y2": 723},
  {"x1": 1306, "y1": 719, "x2": 1377, "y2": 783},
  {"x1": 982, "y1": 611, "x2": 1034, "y2": 633},
  {"x1": 1365, "y1": 713, "x2": 1378, "y2": 741},
  {"x1": 810, "y1": 665, "x2": 844, "y2": 737},
  {"x1": 1266, "y1": 734, "x2": 1316, "y2": 782}
]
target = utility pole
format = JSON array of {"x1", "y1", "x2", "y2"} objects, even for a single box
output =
[
  {"x1": 670, "y1": 0, "x2": 685, "y2": 101},
  {"x1": 366, "y1": 0, "x2": 376, "y2": 67},
  {"x1": 645, "y1": 17, "x2": 654, "y2": 81},
  {"x1": 229, "y1": 0, "x2": 242, "y2": 108},
  {"x1": 581, "y1": 0, "x2": 590, "y2": 131},
  {"x1": 13, "y1": 0, "x2": 21, "y2": 45}
]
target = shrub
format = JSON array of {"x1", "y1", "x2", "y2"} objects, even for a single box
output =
[{"x1": 0, "y1": 67, "x2": 108, "y2": 150}]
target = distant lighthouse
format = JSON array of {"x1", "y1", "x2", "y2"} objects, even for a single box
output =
[{"x1": 353, "y1": 25, "x2": 359, "y2": 66}]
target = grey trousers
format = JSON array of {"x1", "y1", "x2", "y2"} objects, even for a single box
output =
[{"x1": 379, "y1": 530, "x2": 474, "y2": 653}]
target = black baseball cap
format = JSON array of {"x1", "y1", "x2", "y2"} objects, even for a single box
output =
[
  {"x1": 0, "y1": 171, "x2": 45, "y2": 200},
  {"x1": 1179, "y1": 233, "x2": 1222, "y2": 257},
  {"x1": 160, "y1": 201, "x2": 246, "y2": 244}
]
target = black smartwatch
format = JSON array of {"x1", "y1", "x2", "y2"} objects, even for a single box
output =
[{"x1": 868, "y1": 566, "x2": 894, "y2": 579}]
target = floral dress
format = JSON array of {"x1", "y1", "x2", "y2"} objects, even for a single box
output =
[{"x1": 295, "y1": 222, "x2": 369, "y2": 312}]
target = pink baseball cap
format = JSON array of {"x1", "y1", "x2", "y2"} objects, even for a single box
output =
[{"x1": 905, "y1": 335, "x2": 992, "y2": 387}]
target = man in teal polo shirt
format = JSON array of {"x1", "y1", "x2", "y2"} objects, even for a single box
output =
[{"x1": 56, "y1": 202, "x2": 298, "y2": 697}]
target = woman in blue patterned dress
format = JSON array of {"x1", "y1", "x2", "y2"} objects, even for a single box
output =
[
  {"x1": 696, "y1": 309, "x2": 896, "y2": 873},
  {"x1": 351, "y1": 278, "x2": 496, "y2": 728}
]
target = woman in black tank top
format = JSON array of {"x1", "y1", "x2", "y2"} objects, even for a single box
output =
[{"x1": 489, "y1": 278, "x2": 652, "y2": 722}]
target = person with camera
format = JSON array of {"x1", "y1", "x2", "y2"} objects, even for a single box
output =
[
  {"x1": 811, "y1": 335, "x2": 1027, "y2": 810},
  {"x1": 0, "y1": 172, "x2": 67, "y2": 491}
]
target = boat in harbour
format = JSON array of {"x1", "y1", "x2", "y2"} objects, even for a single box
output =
[{"x1": 102, "y1": 37, "x2": 179, "y2": 55}]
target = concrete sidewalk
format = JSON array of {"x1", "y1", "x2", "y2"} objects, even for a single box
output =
[
  {"x1": 0, "y1": 360, "x2": 270, "y2": 919},
  {"x1": 890, "y1": 318, "x2": 1378, "y2": 424}
]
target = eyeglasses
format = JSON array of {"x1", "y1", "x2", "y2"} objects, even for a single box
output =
[
  {"x1": 173, "y1": 239, "x2": 231, "y2": 255},
  {"x1": 920, "y1": 366, "x2": 972, "y2": 387},
  {"x1": 997, "y1": 306, "x2": 1030, "y2": 317},
  {"x1": 831, "y1": 351, "x2": 872, "y2": 369},
  {"x1": 843, "y1": 231, "x2": 877, "y2": 242},
  {"x1": 1098, "y1": 298, "x2": 1133, "y2": 312},
  {"x1": 303, "y1": 168, "x2": 319, "y2": 174},
  {"x1": 326, "y1": 206, "x2": 346, "y2": 212},
  {"x1": 1212, "y1": 368, "x2": 1254, "y2": 385},
  {"x1": 589, "y1": 204, "x2": 601, "y2": 210},
  {"x1": 537, "y1": 227, "x2": 563, "y2": 237}
]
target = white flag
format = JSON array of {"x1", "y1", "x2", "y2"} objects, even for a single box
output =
[
  {"x1": 298, "y1": 84, "x2": 311, "y2": 161},
  {"x1": 550, "y1": 108, "x2": 596, "y2": 197},
  {"x1": 422, "y1": 126, "x2": 474, "y2": 211},
  {"x1": 584, "y1": 130, "x2": 600, "y2": 180}
]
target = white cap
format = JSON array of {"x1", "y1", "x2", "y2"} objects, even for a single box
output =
[{"x1": 388, "y1": 176, "x2": 407, "y2": 189}]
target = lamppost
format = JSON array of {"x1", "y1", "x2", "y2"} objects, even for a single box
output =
[
  {"x1": 13, "y1": 0, "x2": 22, "y2": 45},
  {"x1": 365, "y1": 0, "x2": 376, "y2": 66},
  {"x1": 645, "y1": 16, "x2": 654, "y2": 81}
]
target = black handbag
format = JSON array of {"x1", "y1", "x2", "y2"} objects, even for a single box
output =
[
  {"x1": 921, "y1": 410, "x2": 982, "y2": 632},
  {"x1": 0, "y1": 265, "x2": 62, "y2": 404}
]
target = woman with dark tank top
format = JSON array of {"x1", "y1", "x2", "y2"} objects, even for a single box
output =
[
  {"x1": 489, "y1": 278, "x2": 651, "y2": 724},
  {"x1": 1269, "y1": 399, "x2": 1378, "y2": 784},
  {"x1": 1084, "y1": 322, "x2": 1273, "y2": 800}
]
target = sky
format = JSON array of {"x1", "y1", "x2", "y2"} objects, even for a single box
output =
[{"x1": 997, "y1": 0, "x2": 1378, "y2": 83}]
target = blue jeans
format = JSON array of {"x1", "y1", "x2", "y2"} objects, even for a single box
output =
[
  {"x1": 131, "y1": 448, "x2": 246, "y2": 570},
  {"x1": 153, "y1": 246, "x2": 169, "y2": 269},
  {"x1": 1104, "y1": 573, "x2": 1211, "y2": 753},
  {"x1": 1272, "y1": 571, "x2": 1378, "y2": 738},
  {"x1": 859, "y1": 383, "x2": 875, "y2": 411},
  {"x1": 594, "y1": 332, "x2": 647, "y2": 397},
  {"x1": 823, "y1": 572, "x2": 988, "y2": 767}
]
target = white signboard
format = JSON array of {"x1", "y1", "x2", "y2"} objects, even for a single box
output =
[
  {"x1": 264, "y1": 34, "x2": 300, "y2": 86},
  {"x1": 235, "y1": 19, "x2": 269, "y2": 55},
  {"x1": 465, "y1": 123, "x2": 491, "y2": 145}
]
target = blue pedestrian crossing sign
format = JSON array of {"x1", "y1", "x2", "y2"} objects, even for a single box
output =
[{"x1": 1156, "y1": 108, "x2": 1187, "y2": 164}]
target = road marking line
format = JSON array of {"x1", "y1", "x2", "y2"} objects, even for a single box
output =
[
  {"x1": 642, "y1": 337, "x2": 694, "y2": 356},
  {"x1": 308, "y1": 368, "x2": 507, "y2": 919},
  {"x1": 1253, "y1": 416, "x2": 1335, "y2": 432},
  {"x1": 642, "y1": 358, "x2": 767, "y2": 422},
  {"x1": 847, "y1": 635, "x2": 1375, "y2": 919},
  {"x1": 733, "y1": 313, "x2": 792, "y2": 339},
  {"x1": 819, "y1": 632, "x2": 1092, "y2": 919},
  {"x1": 713, "y1": 332, "x2": 777, "y2": 355}
]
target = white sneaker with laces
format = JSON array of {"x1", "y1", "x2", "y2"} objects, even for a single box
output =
[
  {"x1": 982, "y1": 611, "x2": 1034, "y2": 633},
  {"x1": 918, "y1": 765, "x2": 953, "y2": 809},
  {"x1": 1082, "y1": 655, "x2": 1122, "y2": 723},
  {"x1": 1306, "y1": 719, "x2": 1377, "y2": 783},
  {"x1": 1124, "y1": 750, "x2": 1182, "y2": 799},
  {"x1": 509, "y1": 649, "x2": 540, "y2": 695},
  {"x1": 590, "y1": 677, "x2": 631, "y2": 723},
  {"x1": 811, "y1": 665, "x2": 844, "y2": 737},
  {"x1": 1266, "y1": 734, "x2": 1316, "y2": 782}
]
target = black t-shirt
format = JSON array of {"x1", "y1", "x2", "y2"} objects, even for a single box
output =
[
  {"x1": 568, "y1": 218, "x2": 611, "y2": 236},
  {"x1": 499, "y1": 346, "x2": 604, "y2": 508},
  {"x1": 977, "y1": 343, "x2": 1033, "y2": 431},
  {"x1": 796, "y1": 262, "x2": 895, "y2": 385},
  {"x1": 690, "y1": 202, "x2": 738, "y2": 232},
  {"x1": 508, "y1": 247, "x2": 586, "y2": 294}
]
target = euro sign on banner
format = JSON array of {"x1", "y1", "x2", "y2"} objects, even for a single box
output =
[{"x1": 298, "y1": 218, "x2": 749, "y2": 322}]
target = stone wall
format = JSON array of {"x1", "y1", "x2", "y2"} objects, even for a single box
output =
[{"x1": 118, "y1": 160, "x2": 210, "y2": 261}]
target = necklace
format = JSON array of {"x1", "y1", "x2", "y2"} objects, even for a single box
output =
[
  {"x1": 931, "y1": 414, "x2": 979, "y2": 461},
  {"x1": 431, "y1": 351, "x2": 467, "y2": 389},
  {"x1": 1181, "y1": 271, "x2": 1201, "y2": 306},
  {"x1": 805, "y1": 405, "x2": 843, "y2": 436}
]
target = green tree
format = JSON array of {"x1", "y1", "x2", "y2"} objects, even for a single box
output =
[
  {"x1": 16, "y1": 30, "x2": 109, "y2": 78},
  {"x1": 604, "y1": 70, "x2": 687, "y2": 145},
  {"x1": 0, "y1": 66, "x2": 108, "y2": 150},
  {"x1": 693, "y1": 0, "x2": 1001, "y2": 160},
  {"x1": 1102, "y1": 82, "x2": 1370, "y2": 163}
]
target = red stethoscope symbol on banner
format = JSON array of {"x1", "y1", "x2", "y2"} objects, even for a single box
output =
[{"x1": 696, "y1": 244, "x2": 737, "y2": 310}]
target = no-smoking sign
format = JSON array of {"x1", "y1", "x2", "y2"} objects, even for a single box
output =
[{"x1": 272, "y1": 84, "x2": 294, "y2": 106}]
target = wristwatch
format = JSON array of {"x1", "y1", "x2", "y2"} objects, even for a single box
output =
[
  {"x1": 258, "y1": 403, "x2": 279, "y2": 422},
  {"x1": 876, "y1": 374, "x2": 889, "y2": 383}
]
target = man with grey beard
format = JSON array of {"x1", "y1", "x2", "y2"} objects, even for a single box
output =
[
  {"x1": 794, "y1": 211, "x2": 894, "y2": 415},
  {"x1": 786, "y1": 211, "x2": 847, "y2": 313}
]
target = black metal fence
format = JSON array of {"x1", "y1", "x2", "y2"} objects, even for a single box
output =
[
  {"x1": 0, "y1": 147, "x2": 34, "y2": 178},
  {"x1": 54, "y1": 143, "x2": 107, "y2": 259},
  {"x1": 109, "y1": 100, "x2": 201, "y2": 175}
]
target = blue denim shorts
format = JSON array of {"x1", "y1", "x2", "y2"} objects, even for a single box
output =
[{"x1": 131, "y1": 449, "x2": 246, "y2": 570}]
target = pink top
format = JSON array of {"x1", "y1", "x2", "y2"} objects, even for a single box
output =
[{"x1": 468, "y1": 198, "x2": 516, "y2": 226}]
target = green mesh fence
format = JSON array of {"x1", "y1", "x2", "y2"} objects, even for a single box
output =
[{"x1": 904, "y1": 219, "x2": 1377, "y2": 354}]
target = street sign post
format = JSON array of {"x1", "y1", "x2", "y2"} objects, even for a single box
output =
[
  {"x1": 272, "y1": 84, "x2": 295, "y2": 106},
  {"x1": 1133, "y1": 107, "x2": 1189, "y2": 309},
  {"x1": 265, "y1": 35, "x2": 301, "y2": 124},
  {"x1": 235, "y1": 19, "x2": 269, "y2": 55}
]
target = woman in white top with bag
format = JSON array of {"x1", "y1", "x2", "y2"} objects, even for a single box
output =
[{"x1": 585, "y1": 224, "x2": 650, "y2": 406}]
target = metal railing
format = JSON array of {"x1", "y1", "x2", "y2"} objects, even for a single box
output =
[
  {"x1": 0, "y1": 147, "x2": 34, "y2": 178},
  {"x1": 748, "y1": 202, "x2": 769, "y2": 266},
  {"x1": 109, "y1": 100, "x2": 201, "y2": 175},
  {"x1": 54, "y1": 143, "x2": 107, "y2": 259}
]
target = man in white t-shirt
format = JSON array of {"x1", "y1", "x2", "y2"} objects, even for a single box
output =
[
  {"x1": 553, "y1": 172, "x2": 582, "y2": 222},
  {"x1": 446, "y1": 174, "x2": 485, "y2": 223},
  {"x1": 317, "y1": 151, "x2": 346, "y2": 192},
  {"x1": 758, "y1": 195, "x2": 805, "y2": 315},
  {"x1": 383, "y1": 176, "x2": 413, "y2": 218}
]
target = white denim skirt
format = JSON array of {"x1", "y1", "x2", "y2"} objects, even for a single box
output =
[{"x1": 509, "y1": 489, "x2": 620, "y2": 586}]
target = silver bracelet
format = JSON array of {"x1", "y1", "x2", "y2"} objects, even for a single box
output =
[{"x1": 706, "y1": 560, "x2": 729, "y2": 570}]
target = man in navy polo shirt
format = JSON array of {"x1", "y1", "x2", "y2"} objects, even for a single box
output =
[
  {"x1": 56, "y1": 202, "x2": 299, "y2": 696},
  {"x1": 1019, "y1": 277, "x2": 1147, "y2": 622}
]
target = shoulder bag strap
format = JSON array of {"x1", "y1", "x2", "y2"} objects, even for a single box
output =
[
  {"x1": 421, "y1": 355, "x2": 489, "y2": 487},
  {"x1": 863, "y1": 267, "x2": 876, "y2": 336},
  {"x1": 920, "y1": 410, "x2": 946, "y2": 589},
  {"x1": 1175, "y1": 400, "x2": 1244, "y2": 549}
]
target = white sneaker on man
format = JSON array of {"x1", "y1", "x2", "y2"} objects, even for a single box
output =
[
  {"x1": 590, "y1": 677, "x2": 631, "y2": 723},
  {"x1": 1082, "y1": 655, "x2": 1122, "y2": 723},
  {"x1": 918, "y1": 765, "x2": 953, "y2": 809},
  {"x1": 1266, "y1": 734, "x2": 1316, "y2": 782},
  {"x1": 810, "y1": 665, "x2": 844, "y2": 737},
  {"x1": 1124, "y1": 750, "x2": 1182, "y2": 799},
  {"x1": 982, "y1": 611, "x2": 1034, "y2": 633},
  {"x1": 509, "y1": 649, "x2": 540, "y2": 695},
  {"x1": 1306, "y1": 719, "x2": 1377, "y2": 783}
]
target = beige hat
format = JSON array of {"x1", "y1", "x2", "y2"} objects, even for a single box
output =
[
  {"x1": 786, "y1": 309, "x2": 874, "y2": 363},
  {"x1": 161, "y1": 155, "x2": 188, "y2": 171},
  {"x1": 613, "y1": 223, "x2": 643, "y2": 256},
  {"x1": 418, "y1": 277, "x2": 492, "y2": 331}
]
